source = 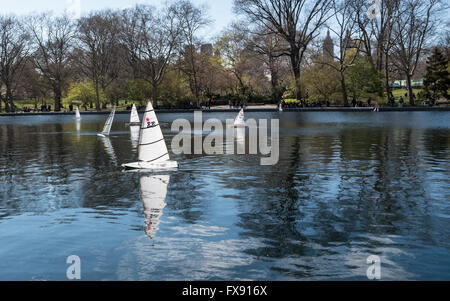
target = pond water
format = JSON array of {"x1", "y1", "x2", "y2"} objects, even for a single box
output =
[{"x1": 0, "y1": 111, "x2": 449, "y2": 281}]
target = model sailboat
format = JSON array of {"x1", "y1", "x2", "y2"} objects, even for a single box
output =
[
  {"x1": 233, "y1": 109, "x2": 245, "y2": 128},
  {"x1": 97, "y1": 106, "x2": 116, "y2": 138},
  {"x1": 122, "y1": 101, "x2": 178, "y2": 170},
  {"x1": 129, "y1": 104, "x2": 140, "y2": 126},
  {"x1": 75, "y1": 107, "x2": 81, "y2": 119}
]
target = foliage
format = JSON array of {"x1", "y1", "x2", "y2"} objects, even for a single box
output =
[
  {"x1": 64, "y1": 80, "x2": 106, "y2": 106},
  {"x1": 423, "y1": 47, "x2": 450, "y2": 104},
  {"x1": 345, "y1": 56, "x2": 383, "y2": 100}
]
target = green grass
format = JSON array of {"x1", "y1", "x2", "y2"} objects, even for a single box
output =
[
  {"x1": 391, "y1": 89, "x2": 422, "y2": 99},
  {"x1": 2, "y1": 99, "x2": 138, "y2": 113}
]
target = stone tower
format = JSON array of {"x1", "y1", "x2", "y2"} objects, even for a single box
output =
[{"x1": 323, "y1": 30, "x2": 334, "y2": 60}]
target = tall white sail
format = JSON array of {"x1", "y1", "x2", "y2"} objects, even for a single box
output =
[
  {"x1": 140, "y1": 174, "x2": 170, "y2": 239},
  {"x1": 138, "y1": 102, "x2": 170, "y2": 163},
  {"x1": 100, "y1": 106, "x2": 116, "y2": 136},
  {"x1": 130, "y1": 104, "x2": 140, "y2": 125},
  {"x1": 75, "y1": 107, "x2": 81, "y2": 119},
  {"x1": 234, "y1": 109, "x2": 245, "y2": 127}
]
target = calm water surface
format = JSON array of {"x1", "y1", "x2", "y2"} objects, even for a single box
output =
[{"x1": 0, "y1": 111, "x2": 449, "y2": 280}]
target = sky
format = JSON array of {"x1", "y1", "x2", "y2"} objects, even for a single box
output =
[{"x1": 1, "y1": 0, "x2": 236, "y2": 39}]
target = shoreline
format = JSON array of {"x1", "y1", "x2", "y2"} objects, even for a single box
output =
[{"x1": 0, "y1": 106, "x2": 449, "y2": 116}]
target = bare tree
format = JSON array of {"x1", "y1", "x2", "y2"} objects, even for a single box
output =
[
  {"x1": 246, "y1": 28, "x2": 287, "y2": 101},
  {"x1": 28, "y1": 13, "x2": 75, "y2": 111},
  {"x1": 77, "y1": 10, "x2": 121, "y2": 111},
  {"x1": 234, "y1": 0, "x2": 332, "y2": 99},
  {"x1": 391, "y1": 0, "x2": 441, "y2": 105},
  {"x1": 0, "y1": 16, "x2": 30, "y2": 112},
  {"x1": 318, "y1": 0, "x2": 361, "y2": 106},
  {"x1": 120, "y1": 4, "x2": 183, "y2": 107},
  {"x1": 177, "y1": 0, "x2": 211, "y2": 103}
]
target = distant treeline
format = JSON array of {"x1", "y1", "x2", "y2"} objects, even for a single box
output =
[{"x1": 0, "y1": 0, "x2": 448, "y2": 112}]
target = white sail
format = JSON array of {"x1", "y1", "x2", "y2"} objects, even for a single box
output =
[
  {"x1": 140, "y1": 174, "x2": 170, "y2": 239},
  {"x1": 130, "y1": 125, "x2": 140, "y2": 149},
  {"x1": 279, "y1": 103, "x2": 283, "y2": 112},
  {"x1": 75, "y1": 107, "x2": 81, "y2": 119},
  {"x1": 130, "y1": 104, "x2": 140, "y2": 125},
  {"x1": 101, "y1": 106, "x2": 116, "y2": 136},
  {"x1": 234, "y1": 109, "x2": 245, "y2": 127},
  {"x1": 138, "y1": 102, "x2": 170, "y2": 163}
]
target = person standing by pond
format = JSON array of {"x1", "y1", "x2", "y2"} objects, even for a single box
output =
[
  {"x1": 399, "y1": 96, "x2": 404, "y2": 108},
  {"x1": 352, "y1": 97, "x2": 357, "y2": 107},
  {"x1": 367, "y1": 97, "x2": 372, "y2": 107}
]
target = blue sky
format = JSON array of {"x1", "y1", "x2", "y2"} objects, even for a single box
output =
[{"x1": 2, "y1": 0, "x2": 236, "y2": 39}]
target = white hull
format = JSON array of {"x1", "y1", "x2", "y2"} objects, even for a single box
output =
[{"x1": 122, "y1": 161, "x2": 178, "y2": 171}]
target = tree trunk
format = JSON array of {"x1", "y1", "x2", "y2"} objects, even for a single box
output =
[
  {"x1": 289, "y1": 46, "x2": 302, "y2": 100},
  {"x1": 406, "y1": 74, "x2": 414, "y2": 106},
  {"x1": 384, "y1": 54, "x2": 392, "y2": 103},
  {"x1": 152, "y1": 83, "x2": 158, "y2": 109},
  {"x1": 94, "y1": 78, "x2": 101, "y2": 112},
  {"x1": 54, "y1": 85, "x2": 62, "y2": 112},
  {"x1": 340, "y1": 71, "x2": 348, "y2": 106}
]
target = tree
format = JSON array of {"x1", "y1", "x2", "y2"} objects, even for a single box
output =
[
  {"x1": 64, "y1": 79, "x2": 106, "y2": 108},
  {"x1": 77, "y1": 10, "x2": 121, "y2": 111},
  {"x1": 120, "y1": 4, "x2": 183, "y2": 107},
  {"x1": 246, "y1": 28, "x2": 287, "y2": 102},
  {"x1": 0, "y1": 16, "x2": 30, "y2": 112},
  {"x1": 177, "y1": 0, "x2": 211, "y2": 104},
  {"x1": 234, "y1": 0, "x2": 332, "y2": 99},
  {"x1": 423, "y1": 47, "x2": 450, "y2": 104},
  {"x1": 345, "y1": 54, "x2": 381, "y2": 101},
  {"x1": 302, "y1": 63, "x2": 340, "y2": 103},
  {"x1": 319, "y1": 0, "x2": 361, "y2": 106},
  {"x1": 28, "y1": 13, "x2": 75, "y2": 111},
  {"x1": 391, "y1": 0, "x2": 441, "y2": 105}
]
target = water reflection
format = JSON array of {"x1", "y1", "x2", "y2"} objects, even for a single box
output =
[
  {"x1": 100, "y1": 137, "x2": 118, "y2": 165},
  {"x1": 130, "y1": 126, "x2": 140, "y2": 149},
  {"x1": 0, "y1": 112, "x2": 449, "y2": 280},
  {"x1": 140, "y1": 174, "x2": 170, "y2": 239}
]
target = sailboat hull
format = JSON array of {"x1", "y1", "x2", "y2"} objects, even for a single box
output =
[{"x1": 122, "y1": 161, "x2": 178, "y2": 171}]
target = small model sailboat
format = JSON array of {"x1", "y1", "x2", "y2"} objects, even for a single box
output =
[
  {"x1": 233, "y1": 108, "x2": 245, "y2": 128},
  {"x1": 129, "y1": 104, "x2": 141, "y2": 126},
  {"x1": 140, "y1": 174, "x2": 170, "y2": 239},
  {"x1": 75, "y1": 107, "x2": 81, "y2": 119},
  {"x1": 97, "y1": 106, "x2": 116, "y2": 138},
  {"x1": 122, "y1": 101, "x2": 178, "y2": 170},
  {"x1": 279, "y1": 103, "x2": 283, "y2": 112}
]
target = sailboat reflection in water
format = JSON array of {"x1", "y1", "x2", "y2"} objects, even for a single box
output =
[
  {"x1": 139, "y1": 174, "x2": 170, "y2": 239},
  {"x1": 130, "y1": 125, "x2": 140, "y2": 149}
]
